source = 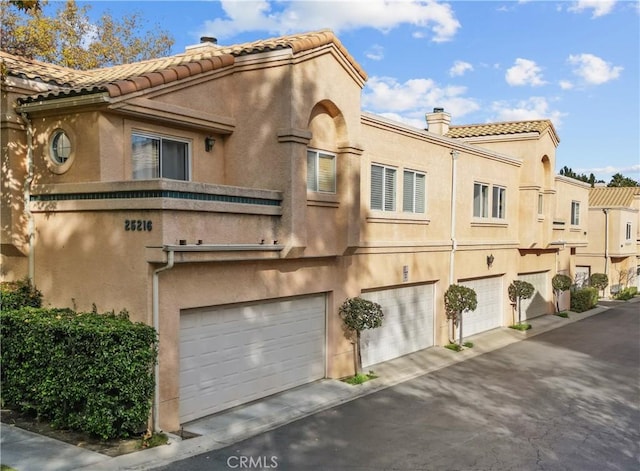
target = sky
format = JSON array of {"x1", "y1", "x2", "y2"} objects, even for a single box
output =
[{"x1": 61, "y1": 0, "x2": 639, "y2": 183}]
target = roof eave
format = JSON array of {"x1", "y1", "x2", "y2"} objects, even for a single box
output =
[{"x1": 16, "y1": 91, "x2": 110, "y2": 113}]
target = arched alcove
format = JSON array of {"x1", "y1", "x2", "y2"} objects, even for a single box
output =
[{"x1": 307, "y1": 100, "x2": 348, "y2": 151}]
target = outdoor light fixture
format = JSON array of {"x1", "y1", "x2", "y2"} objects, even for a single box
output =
[
  {"x1": 205, "y1": 136, "x2": 215, "y2": 152},
  {"x1": 487, "y1": 254, "x2": 495, "y2": 268}
]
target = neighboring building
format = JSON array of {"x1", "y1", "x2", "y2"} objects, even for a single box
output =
[
  {"x1": 575, "y1": 186, "x2": 640, "y2": 294},
  {"x1": 1, "y1": 30, "x2": 589, "y2": 431}
]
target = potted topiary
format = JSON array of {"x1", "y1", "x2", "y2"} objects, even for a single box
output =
[
  {"x1": 444, "y1": 284, "x2": 477, "y2": 351},
  {"x1": 339, "y1": 297, "x2": 384, "y2": 377},
  {"x1": 508, "y1": 280, "x2": 534, "y2": 331}
]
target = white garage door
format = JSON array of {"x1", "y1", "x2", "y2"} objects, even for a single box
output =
[
  {"x1": 459, "y1": 276, "x2": 503, "y2": 337},
  {"x1": 575, "y1": 266, "x2": 590, "y2": 288},
  {"x1": 360, "y1": 284, "x2": 434, "y2": 368},
  {"x1": 179, "y1": 295, "x2": 325, "y2": 423},
  {"x1": 518, "y1": 272, "x2": 549, "y2": 320}
]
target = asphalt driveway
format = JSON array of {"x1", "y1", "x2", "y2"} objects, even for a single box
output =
[{"x1": 154, "y1": 303, "x2": 640, "y2": 471}]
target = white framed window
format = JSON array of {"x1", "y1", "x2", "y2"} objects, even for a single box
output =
[
  {"x1": 307, "y1": 149, "x2": 336, "y2": 193},
  {"x1": 371, "y1": 164, "x2": 396, "y2": 211},
  {"x1": 571, "y1": 201, "x2": 580, "y2": 225},
  {"x1": 403, "y1": 170, "x2": 426, "y2": 214},
  {"x1": 492, "y1": 186, "x2": 506, "y2": 219},
  {"x1": 538, "y1": 193, "x2": 544, "y2": 215},
  {"x1": 626, "y1": 223, "x2": 632, "y2": 241},
  {"x1": 473, "y1": 182, "x2": 489, "y2": 218},
  {"x1": 132, "y1": 132, "x2": 190, "y2": 181}
]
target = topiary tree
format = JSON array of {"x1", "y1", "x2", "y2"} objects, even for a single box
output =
[
  {"x1": 508, "y1": 280, "x2": 535, "y2": 325},
  {"x1": 444, "y1": 284, "x2": 477, "y2": 347},
  {"x1": 339, "y1": 297, "x2": 384, "y2": 375},
  {"x1": 552, "y1": 274, "x2": 572, "y2": 313},
  {"x1": 589, "y1": 273, "x2": 608, "y2": 298}
]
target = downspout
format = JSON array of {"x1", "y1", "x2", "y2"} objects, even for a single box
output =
[
  {"x1": 20, "y1": 112, "x2": 35, "y2": 282},
  {"x1": 603, "y1": 209, "x2": 609, "y2": 276},
  {"x1": 151, "y1": 248, "x2": 175, "y2": 432},
  {"x1": 449, "y1": 150, "x2": 459, "y2": 285}
]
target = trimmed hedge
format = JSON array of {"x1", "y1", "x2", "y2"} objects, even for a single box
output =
[
  {"x1": 0, "y1": 307, "x2": 157, "y2": 439},
  {"x1": 0, "y1": 278, "x2": 42, "y2": 310},
  {"x1": 614, "y1": 286, "x2": 638, "y2": 300},
  {"x1": 570, "y1": 287, "x2": 599, "y2": 313}
]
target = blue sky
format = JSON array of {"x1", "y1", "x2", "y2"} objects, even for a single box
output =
[{"x1": 70, "y1": 0, "x2": 639, "y2": 182}]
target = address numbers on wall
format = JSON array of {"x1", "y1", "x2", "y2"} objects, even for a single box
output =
[{"x1": 124, "y1": 219, "x2": 153, "y2": 231}]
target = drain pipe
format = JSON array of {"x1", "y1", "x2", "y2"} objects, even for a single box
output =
[
  {"x1": 603, "y1": 209, "x2": 609, "y2": 276},
  {"x1": 449, "y1": 149, "x2": 460, "y2": 284},
  {"x1": 151, "y1": 248, "x2": 175, "y2": 432},
  {"x1": 20, "y1": 112, "x2": 35, "y2": 282}
]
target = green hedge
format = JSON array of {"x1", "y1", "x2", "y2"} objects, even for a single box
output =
[
  {"x1": 0, "y1": 278, "x2": 42, "y2": 310},
  {"x1": 570, "y1": 287, "x2": 599, "y2": 313},
  {"x1": 614, "y1": 286, "x2": 638, "y2": 300},
  {"x1": 0, "y1": 307, "x2": 157, "y2": 439}
]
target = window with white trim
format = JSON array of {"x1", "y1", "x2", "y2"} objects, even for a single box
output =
[
  {"x1": 492, "y1": 186, "x2": 506, "y2": 219},
  {"x1": 473, "y1": 183, "x2": 489, "y2": 218},
  {"x1": 403, "y1": 170, "x2": 426, "y2": 214},
  {"x1": 371, "y1": 164, "x2": 396, "y2": 211},
  {"x1": 132, "y1": 133, "x2": 189, "y2": 180},
  {"x1": 306, "y1": 149, "x2": 336, "y2": 193},
  {"x1": 571, "y1": 201, "x2": 580, "y2": 225},
  {"x1": 626, "y1": 222, "x2": 632, "y2": 241}
]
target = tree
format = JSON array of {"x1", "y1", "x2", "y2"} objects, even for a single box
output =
[
  {"x1": 444, "y1": 284, "x2": 477, "y2": 347},
  {"x1": 1, "y1": 0, "x2": 174, "y2": 69},
  {"x1": 589, "y1": 273, "x2": 609, "y2": 298},
  {"x1": 559, "y1": 166, "x2": 604, "y2": 187},
  {"x1": 339, "y1": 297, "x2": 384, "y2": 375},
  {"x1": 607, "y1": 173, "x2": 639, "y2": 187},
  {"x1": 551, "y1": 274, "x2": 572, "y2": 313},
  {"x1": 508, "y1": 280, "x2": 535, "y2": 325}
]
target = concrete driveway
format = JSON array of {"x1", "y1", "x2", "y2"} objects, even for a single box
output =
[{"x1": 153, "y1": 302, "x2": 640, "y2": 471}]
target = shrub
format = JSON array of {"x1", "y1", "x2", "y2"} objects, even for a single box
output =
[
  {"x1": 0, "y1": 278, "x2": 42, "y2": 311},
  {"x1": 0, "y1": 307, "x2": 157, "y2": 439},
  {"x1": 508, "y1": 280, "x2": 535, "y2": 324},
  {"x1": 614, "y1": 286, "x2": 638, "y2": 300},
  {"x1": 570, "y1": 287, "x2": 598, "y2": 313},
  {"x1": 339, "y1": 297, "x2": 384, "y2": 374},
  {"x1": 552, "y1": 274, "x2": 572, "y2": 312},
  {"x1": 589, "y1": 273, "x2": 608, "y2": 296},
  {"x1": 444, "y1": 284, "x2": 477, "y2": 346}
]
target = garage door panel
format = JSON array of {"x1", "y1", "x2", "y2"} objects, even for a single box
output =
[
  {"x1": 360, "y1": 284, "x2": 434, "y2": 368},
  {"x1": 460, "y1": 277, "x2": 502, "y2": 337},
  {"x1": 518, "y1": 272, "x2": 549, "y2": 320},
  {"x1": 180, "y1": 295, "x2": 325, "y2": 423}
]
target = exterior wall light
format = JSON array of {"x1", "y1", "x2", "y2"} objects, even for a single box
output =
[
  {"x1": 205, "y1": 136, "x2": 215, "y2": 152},
  {"x1": 487, "y1": 254, "x2": 495, "y2": 268}
]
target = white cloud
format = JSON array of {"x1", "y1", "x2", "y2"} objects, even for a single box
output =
[
  {"x1": 362, "y1": 76, "x2": 480, "y2": 123},
  {"x1": 491, "y1": 96, "x2": 566, "y2": 127},
  {"x1": 366, "y1": 44, "x2": 384, "y2": 61},
  {"x1": 198, "y1": 0, "x2": 460, "y2": 42},
  {"x1": 505, "y1": 58, "x2": 547, "y2": 87},
  {"x1": 575, "y1": 164, "x2": 640, "y2": 174},
  {"x1": 568, "y1": 0, "x2": 616, "y2": 18},
  {"x1": 568, "y1": 53, "x2": 623, "y2": 85},
  {"x1": 559, "y1": 80, "x2": 574, "y2": 90},
  {"x1": 449, "y1": 60, "x2": 473, "y2": 77}
]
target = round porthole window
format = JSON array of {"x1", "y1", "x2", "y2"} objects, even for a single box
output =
[{"x1": 50, "y1": 130, "x2": 72, "y2": 165}]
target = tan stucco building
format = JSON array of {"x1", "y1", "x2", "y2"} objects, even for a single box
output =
[
  {"x1": 575, "y1": 186, "x2": 640, "y2": 294},
  {"x1": 1, "y1": 30, "x2": 591, "y2": 431}
]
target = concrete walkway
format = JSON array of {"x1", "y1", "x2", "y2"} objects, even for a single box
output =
[{"x1": 0, "y1": 302, "x2": 628, "y2": 471}]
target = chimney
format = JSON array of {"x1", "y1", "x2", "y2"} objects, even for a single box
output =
[
  {"x1": 425, "y1": 107, "x2": 451, "y2": 135},
  {"x1": 185, "y1": 36, "x2": 219, "y2": 52}
]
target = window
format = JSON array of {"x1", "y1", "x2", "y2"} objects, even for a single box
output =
[
  {"x1": 571, "y1": 201, "x2": 580, "y2": 225},
  {"x1": 307, "y1": 149, "x2": 336, "y2": 193},
  {"x1": 538, "y1": 193, "x2": 544, "y2": 215},
  {"x1": 492, "y1": 186, "x2": 506, "y2": 219},
  {"x1": 50, "y1": 130, "x2": 71, "y2": 165},
  {"x1": 371, "y1": 164, "x2": 396, "y2": 211},
  {"x1": 132, "y1": 133, "x2": 189, "y2": 180},
  {"x1": 403, "y1": 170, "x2": 426, "y2": 213},
  {"x1": 473, "y1": 183, "x2": 489, "y2": 218},
  {"x1": 627, "y1": 223, "x2": 632, "y2": 241}
]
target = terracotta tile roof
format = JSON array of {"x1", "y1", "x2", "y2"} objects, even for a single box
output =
[
  {"x1": 447, "y1": 120, "x2": 556, "y2": 139},
  {"x1": 2, "y1": 29, "x2": 366, "y2": 103},
  {"x1": 589, "y1": 186, "x2": 640, "y2": 208}
]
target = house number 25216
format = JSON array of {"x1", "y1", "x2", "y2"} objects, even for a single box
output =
[{"x1": 124, "y1": 219, "x2": 153, "y2": 231}]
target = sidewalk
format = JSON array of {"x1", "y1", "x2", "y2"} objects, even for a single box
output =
[{"x1": 0, "y1": 302, "x2": 627, "y2": 471}]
